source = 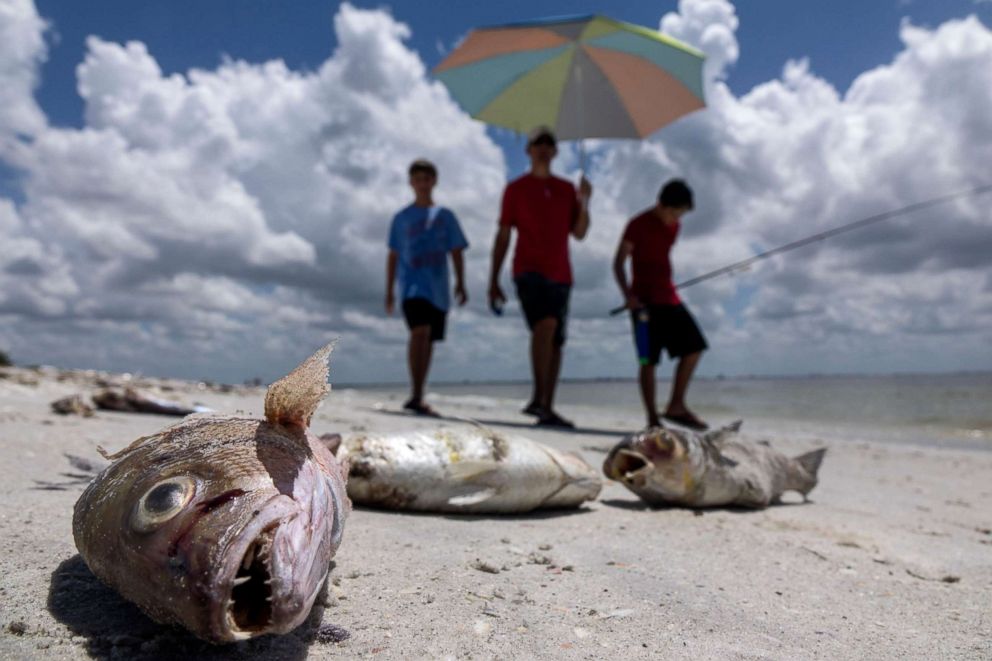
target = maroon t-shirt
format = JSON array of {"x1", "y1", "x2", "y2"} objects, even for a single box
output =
[
  {"x1": 622, "y1": 208, "x2": 681, "y2": 305},
  {"x1": 499, "y1": 173, "x2": 579, "y2": 285}
]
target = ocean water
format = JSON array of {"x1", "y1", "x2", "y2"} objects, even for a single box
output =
[{"x1": 355, "y1": 373, "x2": 992, "y2": 449}]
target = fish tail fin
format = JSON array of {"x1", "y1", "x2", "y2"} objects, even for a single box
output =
[
  {"x1": 264, "y1": 343, "x2": 335, "y2": 429},
  {"x1": 795, "y1": 447, "x2": 827, "y2": 477}
]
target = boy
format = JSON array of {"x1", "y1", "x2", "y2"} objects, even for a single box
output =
[
  {"x1": 488, "y1": 126, "x2": 592, "y2": 428},
  {"x1": 613, "y1": 179, "x2": 708, "y2": 430},
  {"x1": 386, "y1": 159, "x2": 468, "y2": 416}
]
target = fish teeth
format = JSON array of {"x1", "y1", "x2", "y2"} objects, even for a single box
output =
[
  {"x1": 232, "y1": 576, "x2": 250, "y2": 586},
  {"x1": 241, "y1": 545, "x2": 256, "y2": 570}
]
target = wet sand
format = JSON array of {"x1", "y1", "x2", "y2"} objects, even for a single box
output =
[{"x1": 1, "y1": 366, "x2": 990, "y2": 659}]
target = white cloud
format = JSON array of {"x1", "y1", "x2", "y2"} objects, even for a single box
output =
[
  {"x1": 0, "y1": 0, "x2": 48, "y2": 144},
  {"x1": 1, "y1": 0, "x2": 991, "y2": 382},
  {"x1": 0, "y1": 1, "x2": 505, "y2": 381}
]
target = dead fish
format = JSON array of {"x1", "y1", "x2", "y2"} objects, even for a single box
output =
[
  {"x1": 92, "y1": 386, "x2": 213, "y2": 416},
  {"x1": 337, "y1": 426, "x2": 602, "y2": 513},
  {"x1": 603, "y1": 421, "x2": 826, "y2": 508},
  {"x1": 72, "y1": 345, "x2": 350, "y2": 643},
  {"x1": 51, "y1": 394, "x2": 94, "y2": 417}
]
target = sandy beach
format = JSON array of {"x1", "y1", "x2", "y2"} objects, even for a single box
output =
[{"x1": 1, "y1": 366, "x2": 990, "y2": 660}]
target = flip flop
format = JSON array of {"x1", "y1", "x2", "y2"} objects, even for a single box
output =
[
  {"x1": 536, "y1": 411, "x2": 575, "y2": 429},
  {"x1": 661, "y1": 412, "x2": 708, "y2": 431},
  {"x1": 521, "y1": 401, "x2": 544, "y2": 417},
  {"x1": 403, "y1": 399, "x2": 440, "y2": 418}
]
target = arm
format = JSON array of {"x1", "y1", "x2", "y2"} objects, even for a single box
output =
[
  {"x1": 488, "y1": 225, "x2": 511, "y2": 308},
  {"x1": 385, "y1": 249, "x2": 398, "y2": 314},
  {"x1": 613, "y1": 239, "x2": 641, "y2": 310},
  {"x1": 571, "y1": 176, "x2": 592, "y2": 240},
  {"x1": 451, "y1": 248, "x2": 467, "y2": 306}
]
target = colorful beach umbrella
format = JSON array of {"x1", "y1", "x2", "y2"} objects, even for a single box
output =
[{"x1": 434, "y1": 14, "x2": 706, "y2": 141}]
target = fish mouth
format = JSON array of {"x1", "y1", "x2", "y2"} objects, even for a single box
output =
[
  {"x1": 611, "y1": 449, "x2": 651, "y2": 483},
  {"x1": 226, "y1": 524, "x2": 277, "y2": 636}
]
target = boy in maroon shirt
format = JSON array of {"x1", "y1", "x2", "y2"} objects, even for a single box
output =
[
  {"x1": 613, "y1": 179, "x2": 708, "y2": 430},
  {"x1": 488, "y1": 126, "x2": 592, "y2": 428}
]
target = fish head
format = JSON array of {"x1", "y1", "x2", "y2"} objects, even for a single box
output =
[
  {"x1": 603, "y1": 427, "x2": 698, "y2": 502},
  {"x1": 72, "y1": 345, "x2": 350, "y2": 643}
]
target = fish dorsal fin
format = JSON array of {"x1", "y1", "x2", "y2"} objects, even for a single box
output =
[
  {"x1": 264, "y1": 343, "x2": 334, "y2": 428},
  {"x1": 700, "y1": 420, "x2": 743, "y2": 450},
  {"x1": 795, "y1": 447, "x2": 827, "y2": 477}
]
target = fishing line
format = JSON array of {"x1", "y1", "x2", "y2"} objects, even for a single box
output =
[{"x1": 609, "y1": 183, "x2": 992, "y2": 315}]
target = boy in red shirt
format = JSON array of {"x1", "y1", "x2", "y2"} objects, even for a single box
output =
[
  {"x1": 488, "y1": 126, "x2": 591, "y2": 428},
  {"x1": 613, "y1": 179, "x2": 708, "y2": 430}
]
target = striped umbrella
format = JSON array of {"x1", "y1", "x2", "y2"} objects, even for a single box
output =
[{"x1": 434, "y1": 14, "x2": 706, "y2": 141}]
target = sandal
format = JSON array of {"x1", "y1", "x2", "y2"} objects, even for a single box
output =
[
  {"x1": 661, "y1": 411, "x2": 708, "y2": 431},
  {"x1": 536, "y1": 410, "x2": 575, "y2": 429},
  {"x1": 521, "y1": 401, "x2": 545, "y2": 417},
  {"x1": 403, "y1": 399, "x2": 440, "y2": 417}
]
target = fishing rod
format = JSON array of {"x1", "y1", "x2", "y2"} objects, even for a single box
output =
[{"x1": 609, "y1": 183, "x2": 992, "y2": 316}]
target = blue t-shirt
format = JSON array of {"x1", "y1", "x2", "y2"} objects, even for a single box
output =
[{"x1": 388, "y1": 204, "x2": 468, "y2": 311}]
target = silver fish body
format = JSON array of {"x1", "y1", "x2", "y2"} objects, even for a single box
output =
[
  {"x1": 603, "y1": 422, "x2": 826, "y2": 508},
  {"x1": 338, "y1": 427, "x2": 602, "y2": 513},
  {"x1": 72, "y1": 345, "x2": 350, "y2": 643}
]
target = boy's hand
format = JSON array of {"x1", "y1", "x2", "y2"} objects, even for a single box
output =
[
  {"x1": 488, "y1": 282, "x2": 506, "y2": 309},
  {"x1": 385, "y1": 291, "x2": 395, "y2": 315},
  {"x1": 625, "y1": 293, "x2": 642, "y2": 310},
  {"x1": 454, "y1": 283, "x2": 468, "y2": 307},
  {"x1": 578, "y1": 176, "x2": 592, "y2": 204}
]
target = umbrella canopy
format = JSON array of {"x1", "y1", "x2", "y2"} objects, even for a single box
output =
[{"x1": 434, "y1": 14, "x2": 706, "y2": 140}]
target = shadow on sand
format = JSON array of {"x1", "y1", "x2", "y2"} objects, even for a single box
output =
[
  {"x1": 48, "y1": 555, "x2": 346, "y2": 660},
  {"x1": 365, "y1": 407, "x2": 631, "y2": 438},
  {"x1": 352, "y1": 503, "x2": 596, "y2": 522},
  {"x1": 598, "y1": 497, "x2": 816, "y2": 514}
]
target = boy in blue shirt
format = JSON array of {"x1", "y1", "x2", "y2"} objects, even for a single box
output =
[{"x1": 386, "y1": 159, "x2": 469, "y2": 416}]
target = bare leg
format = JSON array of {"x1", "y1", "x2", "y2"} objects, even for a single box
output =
[
  {"x1": 546, "y1": 343, "x2": 562, "y2": 410},
  {"x1": 664, "y1": 351, "x2": 702, "y2": 417},
  {"x1": 408, "y1": 326, "x2": 433, "y2": 403},
  {"x1": 530, "y1": 317, "x2": 558, "y2": 411},
  {"x1": 639, "y1": 363, "x2": 660, "y2": 427}
]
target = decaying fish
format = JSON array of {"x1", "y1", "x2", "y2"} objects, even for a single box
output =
[
  {"x1": 92, "y1": 386, "x2": 212, "y2": 416},
  {"x1": 603, "y1": 421, "x2": 826, "y2": 508},
  {"x1": 72, "y1": 345, "x2": 350, "y2": 643},
  {"x1": 51, "y1": 394, "x2": 94, "y2": 417},
  {"x1": 337, "y1": 426, "x2": 602, "y2": 513}
]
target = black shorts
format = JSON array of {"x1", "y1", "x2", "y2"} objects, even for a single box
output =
[
  {"x1": 630, "y1": 303, "x2": 707, "y2": 365},
  {"x1": 514, "y1": 272, "x2": 570, "y2": 347},
  {"x1": 403, "y1": 298, "x2": 446, "y2": 342}
]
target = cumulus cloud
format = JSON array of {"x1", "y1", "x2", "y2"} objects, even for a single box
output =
[
  {"x1": 0, "y1": 0, "x2": 48, "y2": 144},
  {"x1": 0, "y1": 2, "x2": 505, "y2": 381},
  {"x1": 575, "y1": 2, "x2": 992, "y2": 376},
  {"x1": 1, "y1": 0, "x2": 991, "y2": 381}
]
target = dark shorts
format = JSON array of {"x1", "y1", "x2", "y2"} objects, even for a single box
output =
[
  {"x1": 514, "y1": 272, "x2": 570, "y2": 347},
  {"x1": 630, "y1": 303, "x2": 707, "y2": 365},
  {"x1": 403, "y1": 297, "x2": 446, "y2": 342}
]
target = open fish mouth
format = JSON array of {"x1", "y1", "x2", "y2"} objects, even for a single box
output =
[
  {"x1": 225, "y1": 524, "x2": 278, "y2": 637},
  {"x1": 610, "y1": 449, "x2": 651, "y2": 482}
]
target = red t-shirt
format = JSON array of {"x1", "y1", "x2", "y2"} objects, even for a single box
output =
[
  {"x1": 499, "y1": 173, "x2": 579, "y2": 285},
  {"x1": 622, "y1": 208, "x2": 681, "y2": 305}
]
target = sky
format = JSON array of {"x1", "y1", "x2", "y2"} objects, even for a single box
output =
[{"x1": 1, "y1": 0, "x2": 991, "y2": 384}]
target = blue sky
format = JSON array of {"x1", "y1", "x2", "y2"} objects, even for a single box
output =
[
  {"x1": 3, "y1": 0, "x2": 992, "y2": 383},
  {"x1": 32, "y1": 1, "x2": 992, "y2": 151}
]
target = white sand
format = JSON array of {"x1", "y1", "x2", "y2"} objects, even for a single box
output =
[{"x1": 1, "y1": 367, "x2": 990, "y2": 659}]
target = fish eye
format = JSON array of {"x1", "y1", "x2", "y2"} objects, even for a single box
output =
[{"x1": 131, "y1": 476, "x2": 196, "y2": 532}]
